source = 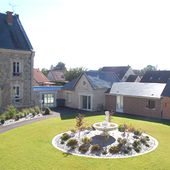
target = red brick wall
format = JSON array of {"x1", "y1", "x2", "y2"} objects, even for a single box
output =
[
  {"x1": 105, "y1": 94, "x2": 116, "y2": 111},
  {"x1": 105, "y1": 94, "x2": 162, "y2": 119},
  {"x1": 123, "y1": 96, "x2": 162, "y2": 118},
  {"x1": 162, "y1": 97, "x2": 170, "y2": 119}
]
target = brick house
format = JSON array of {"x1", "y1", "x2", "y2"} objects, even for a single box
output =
[
  {"x1": 105, "y1": 82, "x2": 166, "y2": 119},
  {"x1": 161, "y1": 80, "x2": 170, "y2": 119},
  {"x1": 0, "y1": 11, "x2": 34, "y2": 111}
]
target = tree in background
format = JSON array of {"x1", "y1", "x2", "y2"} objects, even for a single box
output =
[
  {"x1": 141, "y1": 65, "x2": 157, "y2": 75},
  {"x1": 54, "y1": 62, "x2": 66, "y2": 71},
  {"x1": 41, "y1": 68, "x2": 49, "y2": 76},
  {"x1": 65, "y1": 67, "x2": 87, "y2": 81}
]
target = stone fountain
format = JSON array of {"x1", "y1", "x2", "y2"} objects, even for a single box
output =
[{"x1": 93, "y1": 111, "x2": 118, "y2": 138}]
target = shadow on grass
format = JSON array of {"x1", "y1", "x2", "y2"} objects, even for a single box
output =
[
  {"x1": 51, "y1": 107, "x2": 103, "y2": 120},
  {"x1": 114, "y1": 112, "x2": 170, "y2": 126},
  {"x1": 52, "y1": 107, "x2": 170, "y2": 126},
  {"x1": 63, "y1": 152, "x2": 72, "y2": 157}
]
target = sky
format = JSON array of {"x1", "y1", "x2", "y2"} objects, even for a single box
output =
[{"x1": 1, "y1": 0, "x2": 170, "y2": 70}]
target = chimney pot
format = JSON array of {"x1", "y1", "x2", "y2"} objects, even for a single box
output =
[{"x1": 6, "y1": 11, "x2": 13, "y2": 25}]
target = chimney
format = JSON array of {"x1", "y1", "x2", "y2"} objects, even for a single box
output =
[{"x1": 6, "y1": 11, "x2": 13, "y2": 25}]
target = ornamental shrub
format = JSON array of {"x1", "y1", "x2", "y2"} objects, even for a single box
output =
[
  {"x1": 66, "y1": 139, "x2": 78, "y2": 149},
  {"x1": 78, "y1": 144, "x2": 90, "y2": 153},
  {"x1": 43, "y1": 107, "x2": 51, "y2": 115},
  {"x1": 60, "y1": 133, "x2": 70, "y2": 141},
  {"x1": 134, "y1": 129, "x2": 142, "y2": 136},
  {"x1": 82, "y1": 137, "x2": 92, "y2": 144},
  {"x1": 90, "y1": 144, "x2": 101, "y2": 152},
  {"x1": 109, "y1": 145, "x2": 120, "y2": 154},
  {"x1": 5, "y1": 105, "x2": 17, "y2": 119}
]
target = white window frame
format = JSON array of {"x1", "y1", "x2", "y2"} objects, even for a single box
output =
[
  {"x1": 41, "y1": 93, "x2": 55, "y2": 107},
  {"x1": 79, "y1": 93, "x2": 93, "y2": 111}
]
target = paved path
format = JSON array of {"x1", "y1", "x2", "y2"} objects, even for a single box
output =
[{"x1": 0, "y1": 111, "x2": 60, "y2": 134}]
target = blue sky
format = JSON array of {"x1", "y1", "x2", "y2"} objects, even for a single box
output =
[{"x1": 1, "y1": 0, "x2": 170, "y2": 70}]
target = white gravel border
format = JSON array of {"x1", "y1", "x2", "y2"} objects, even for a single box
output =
[{"x1": 52, "y1": 130, "x2": 159, "y2": 159}]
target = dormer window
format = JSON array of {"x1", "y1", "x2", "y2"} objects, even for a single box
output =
[{"x1": 13, "y1": 62, "x2": 21, "y2": 76}]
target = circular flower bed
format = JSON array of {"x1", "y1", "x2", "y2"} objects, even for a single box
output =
[{"x1": 52, "y1": 125, "x2": 158, "y2": 159}]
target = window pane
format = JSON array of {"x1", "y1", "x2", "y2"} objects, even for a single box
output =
[
  {"x1": 88, "y1": 96, "x2": 91, "y2": 109},
  {"x1": 13, "y1": 62, "x2": 16, "y2": 73},
  {"x1": 146, "y1": 100, "x2": 155, "y2": 109},
  {"x1": 82, "y1": 96, "x2": 87, "y2": 109},
  {"x1": 17, "y1": 62, "x2": 19, "y2": 73}
]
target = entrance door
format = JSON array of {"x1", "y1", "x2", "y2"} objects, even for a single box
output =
[
  {"x1": 116, "y1": 95, "x2": 123, "y2": 112},
  {"x1": 81, "y1": 95, "x2": 91, "y2": 110}
]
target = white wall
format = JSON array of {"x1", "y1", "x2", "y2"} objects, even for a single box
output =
[{"x1": 63, "y1": 74, "x2": 107, "y2": 111}]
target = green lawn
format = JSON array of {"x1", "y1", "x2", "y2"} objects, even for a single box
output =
[{"x1": 0, "y1": 115, "x2": 170, "y2": 170}]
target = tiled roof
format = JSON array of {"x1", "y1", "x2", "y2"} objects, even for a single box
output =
[
  {"x1": 110, "y1": 82, "x2": 166, "y2": 98},
  {"x1": 62, "y1": 71, "x2": 120, "y2": 91},
  {"x1": 48, "y1": 70, "x2": 65, "y2": 82},
  {"x1": 101, "y1": 66, "x2": 130, "y2": 80},
  {"x1": 126, "y1": 75, "x2": 139, "y2": 82},
  {"x1": 140, "y1": 71, "x2": 170, "y2": 83},
  {"x1": 0, "y1": 12, "x2": 33, "y2": 51},
  {"x1": 33, "y1": 68, "x2": 49, "y2": 85}
]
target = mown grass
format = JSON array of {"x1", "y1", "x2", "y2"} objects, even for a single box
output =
[{"x1": 0, "y1": 115, "x2": 170, "y2": 170}]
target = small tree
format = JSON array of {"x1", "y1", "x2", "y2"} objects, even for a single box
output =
[
  {"x1": 65, "y1": 67, "x2": 87, "y2": 81},
  {"x1": 75, "y1": 114, "x2": 85, "y2": 138},
  {"x1": 41, "y1": 68, "x2": 49, "y2": 76}
]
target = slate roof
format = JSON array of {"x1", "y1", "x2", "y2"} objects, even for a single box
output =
[
  {"x1": 126, "y1": 75, "x2": 139, "y2": 82},
  {"x1": 161, "y1": 80, "x2": 170, "y2": 97},
  {"x1": 33, "y1": 68, "x2": 50, "y2": 86},
  {"x1": 62, "y1": 71, "x2": 120, "y2": 91},
  {"x1": 101, "y1": 66, "x2": 130, "y2": 80},
  {"x1": 110, "y1": 82, "x2": 166, "y2": 98},
  {"x1": 140, "y1": 71, "x2": 170, "y2": 83},
  {"x1": 0, "y1": 12, "x2": 33, "y2": 51},
  {"x1": 48, "y1": 70, "x2": 65, "y2": 82}
]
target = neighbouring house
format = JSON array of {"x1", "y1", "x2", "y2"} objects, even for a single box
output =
[
  {"x1": 161, "y1": 80, "x2": 170, "y2": 119},
  {"x1": 140, "y1": 70, "x2": 170, "y2": 83},
  {"x1": 33, "y1": 86, "x2": 62, "y2": 108},
  {"x1": 126, "y1": 75, "x2": 141, "y2": 82},
  {"x1": 0, "y1": 11, "x2": 34, "y2": 111},
  {"x1": 33, "y1": 68, "x2": 53, "y2": 86},
  {"x1": 47, "y1": 70, "x2": 66, "y2": 83},
  {"x1": 105, "y1": 82, "x2": 166, "y2": 119},
  {"x1": 101, "y1": 66, "x2": 135, "y2": 82},
  {"x1": 59, "y1": 71, "x2": 120, "y2": 111}
]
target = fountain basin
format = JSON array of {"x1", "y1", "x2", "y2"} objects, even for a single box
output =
[{"x1": 93, "y1": 122, "x2": 118, "y2": 132}]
